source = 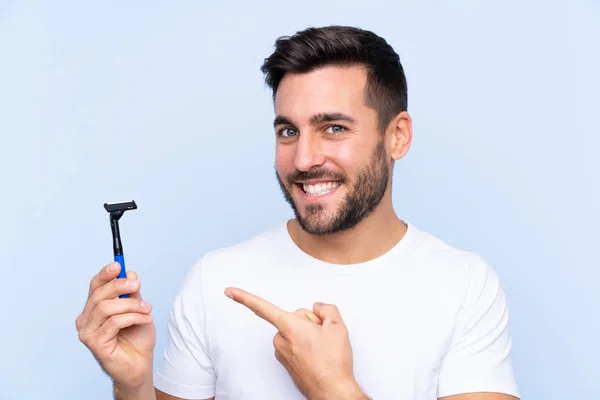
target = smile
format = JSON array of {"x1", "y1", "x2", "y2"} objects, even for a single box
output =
[{"x1": 300, "y1": 181, "x2": 341, "y2": 197}]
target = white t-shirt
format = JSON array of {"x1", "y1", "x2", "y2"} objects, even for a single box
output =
[{"x1": 154, "y1": 221, "x2": 519, "y2": 399}]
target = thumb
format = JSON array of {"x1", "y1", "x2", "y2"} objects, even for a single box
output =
[
  {"x1": 126, "y1": 270, "x2": 143, "y2": 300},
  {"x1": 313, "y1": 302, "x2": 343, "y2": 326},
  {"x1": 294, "y1": 308, "x2": 323, "y2": 325}
]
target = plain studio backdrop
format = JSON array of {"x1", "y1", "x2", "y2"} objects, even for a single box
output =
[{"x1": 0, "y1": 1, "x2": 597, "y2": 399}]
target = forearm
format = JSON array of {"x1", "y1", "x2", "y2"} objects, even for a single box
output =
[
  {"x1": 309, "y1": 379, "x2": 369, "y2": 400},
  {"x1": 113, "y1": 368, "x2": 156, "y2": 400},
  {"x1": 113, "y1": 381, "x2": 156, "y2": 400},
  {"x1": 310, "y1": 391, "x2": 369, "y2": 400}
]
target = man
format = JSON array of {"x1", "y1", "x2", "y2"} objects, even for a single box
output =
[{"x1": 76, "y1": 26, "x2": 520, "y2": 400}]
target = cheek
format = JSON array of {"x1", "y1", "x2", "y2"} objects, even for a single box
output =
[
  {"x1": 322, "y1": 141, "x2": 365, "y2": 174},
  {"x1": 275, "y1": 144, "x2": 295, "y2": 173}
]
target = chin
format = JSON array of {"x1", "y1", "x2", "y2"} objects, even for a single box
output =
[{"x1": 294, "y1": 208, "x2": 340, "y2": 235}]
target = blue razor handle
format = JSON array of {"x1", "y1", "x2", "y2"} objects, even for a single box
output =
[
  {"x1": 104, "y1": 200, "x2": 138, "y2": 300},
  {"x1": 115, "y1": 254, "x2": 129, "y2": 298}
]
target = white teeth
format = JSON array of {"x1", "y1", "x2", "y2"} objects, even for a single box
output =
[{"x1": 302, "y1": 181, "x2": 340, "y2": 196}]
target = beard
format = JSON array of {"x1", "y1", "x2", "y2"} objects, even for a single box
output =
[{"x1": 276, "y1": 138, "x2": 389, "y2": 236}]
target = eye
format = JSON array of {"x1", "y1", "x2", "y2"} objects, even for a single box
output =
[
  {"x1": 325, "y1": 125, "x2": 346, "y2": 135},
  {"x1": 278, "y1": 127, "x2": 298, "y2": 138}
]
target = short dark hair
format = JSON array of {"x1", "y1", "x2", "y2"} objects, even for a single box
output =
[{"x1": 260, "y1": 25, "x2": 408, "y2": 134}]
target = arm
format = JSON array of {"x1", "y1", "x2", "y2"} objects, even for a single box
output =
[
  {"x1": 153, "y1": 258, "x2": 218, "y2": 399},
  {"x1": 439, "y1": 393, "x2": 519, "y2": 400},
  {"x1": 436, "y1": 257, "x2": 520, "y2": 400},
  {"x1": 156, "y1": 387, "x2": 214, "y2": 400},
  {"x1": 106, "y1": 257, "x2": 216, "y2": 400},
  {"x1": 112, "y1": 378, "x2": 216, "y2": 400}
]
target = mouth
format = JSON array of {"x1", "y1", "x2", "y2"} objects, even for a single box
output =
[{"x1": 295, "y1": 180, "x2": 342, "y2": 197}]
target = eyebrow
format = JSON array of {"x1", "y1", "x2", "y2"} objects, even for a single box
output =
[{"x1": 273, "y1": 112, "x2": 356, "y2": 128}]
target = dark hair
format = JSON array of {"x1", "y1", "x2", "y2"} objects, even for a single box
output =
[{"x1": 260, "y1": 25, "x2": 407, "y2": 134}]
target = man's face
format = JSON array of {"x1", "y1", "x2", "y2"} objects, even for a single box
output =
[{"x1": 274, "y1": 65, "x2": 391, "y2": 235}]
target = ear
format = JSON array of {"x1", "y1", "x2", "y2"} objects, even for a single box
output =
[{"x1": 388, "y1": 111, "x2": 412, "y2": 161}]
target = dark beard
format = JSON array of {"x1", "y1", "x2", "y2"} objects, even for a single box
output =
[{"x1": 276, "y1": 138, "x2": 389, "y2": 236}]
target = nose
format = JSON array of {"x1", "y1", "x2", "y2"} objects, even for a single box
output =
[{"x1": 294, "y1": 134, "x2": 325, "y2": 171}]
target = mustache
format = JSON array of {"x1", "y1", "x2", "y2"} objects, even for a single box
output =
[{"x1": 286, "y1": 169, "x2": 346, "y2": 183}]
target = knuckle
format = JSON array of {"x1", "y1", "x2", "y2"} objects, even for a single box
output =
[
  {"x1": 77, "y1": 329, "x2": 88, "y2": 344},
  {"x1": 286, "y1": 317, "x2": 297, "y2": 331},
  {"x1": 281, "y1": 325, "x2": 295, "y2": 339},
  {"x1": 75, "y1": 315, "x2": 82, "y2": 330},
  {"x1": 274, "y1": 347, "x2": 287, "y2": 364},
  {"x1": 252, "y1": 307, "x2": 264, "y2": 319},
  {"x1": 96, "y1": 300, "x2": 112, "y2": 317},
  {"x1": 105, "y1": 315, "x2": 119, "y2": 330},
  {"x1": 88, "y1": 279, "x2": 96, "y2": 294},
  {"x1": 97, "y1": 324, "x2": 110, "y2": 340},
  {"x1": 89, "y1": 289, "x2": 103, "y2": 308},
  {"x1": 273, "y1": 332, "x2": 284, "y2": 348}
]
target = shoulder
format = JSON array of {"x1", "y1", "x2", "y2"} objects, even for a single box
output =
[
  {"x1": 202, "y1": 223, "x2": 287, "y2": 269},
  {"x1": 178, "y1": 222, "x2": 288, "y2": 290},
  {"x1": 406, "y1": 222, "x2": 502, "y2": 298}
]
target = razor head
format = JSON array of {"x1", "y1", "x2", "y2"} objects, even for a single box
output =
[{"x1": 104, "y1": 200, "x2": 137, "y2": 213}]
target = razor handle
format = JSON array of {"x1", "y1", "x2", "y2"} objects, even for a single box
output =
[{"x1": 114, "y1": 254, "x2": 129, "y2": 298}]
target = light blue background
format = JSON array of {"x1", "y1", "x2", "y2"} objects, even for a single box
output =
[{"x1": 0, "y1": 1, "x2": 597, "y2": 399}]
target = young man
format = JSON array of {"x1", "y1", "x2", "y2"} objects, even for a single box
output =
[{"x1": 77, "y1": 26, "x2": 520, "y2": 400}]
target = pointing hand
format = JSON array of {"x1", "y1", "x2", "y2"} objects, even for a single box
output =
[{"x1": 225, "y1": 287, "x2": 367, "y2": 400}]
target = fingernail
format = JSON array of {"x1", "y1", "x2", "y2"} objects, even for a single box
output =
[
  {"x1": 141, "y1": 301, "x2": 150, "y2": 309},
  {"x1": 108, "y1": 263, "x2": 119, "y2": 272},
  {"x1": 126, "y1": 279, "x2": 139, "y2": 288},
  {"x1": 224, "y1": 289, "x2": 233, "y2": 299}
]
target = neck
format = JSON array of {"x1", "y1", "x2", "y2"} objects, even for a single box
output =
[{"x1": 287, "y1": 196, "x2": 407, "y2": 265}]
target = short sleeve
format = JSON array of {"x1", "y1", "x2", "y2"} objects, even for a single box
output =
[
  {"x1": 437, "y1": 256, "x2": 520, "y2": 398},
  {"x1": 154, "y1": 258, "x2": 216, "y2": 399}
]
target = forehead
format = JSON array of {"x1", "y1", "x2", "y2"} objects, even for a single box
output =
[{"x1": 274, "y1": 65, "x2": 368, "y2": 119}]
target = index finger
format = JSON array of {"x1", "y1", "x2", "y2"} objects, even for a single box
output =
[
  {"x1": 225, "y1": 287, "x2": 291, "y2": 332},
  {"x1": 88, "y1": 262, "x2": 122, "y2": 298}
]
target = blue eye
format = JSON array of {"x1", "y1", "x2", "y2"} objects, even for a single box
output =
[
  {"x1": 279, "y1": 128, "x2": 298, "y2": 137},
  {"x1": 326, "y1": 125, "x2": 345, "y2": 135}
]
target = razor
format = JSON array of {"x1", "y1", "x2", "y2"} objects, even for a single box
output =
[{"x1": 104, "y1": 200, "x2": 138, "y2": 298}]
